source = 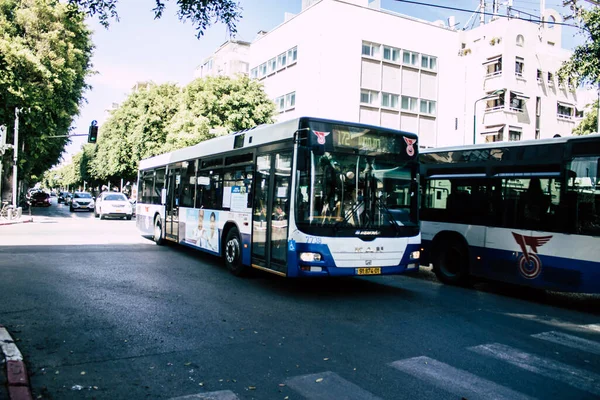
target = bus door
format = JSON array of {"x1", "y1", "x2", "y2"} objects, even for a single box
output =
[
  {"x1": 166, "y1": 167, "x2": 182, "y2": 241},
  {"x1": 252, "y1": 152, "x2": 292, "y2": 274}
]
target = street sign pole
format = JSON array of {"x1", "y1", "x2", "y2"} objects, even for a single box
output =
[{"x1": 12, "y1": 108, "x2": 20, "y2": 207}]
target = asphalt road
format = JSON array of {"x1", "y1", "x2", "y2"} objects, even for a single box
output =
[{"x1": 1, "y1": 197, "x2": 599, "y2": 400}]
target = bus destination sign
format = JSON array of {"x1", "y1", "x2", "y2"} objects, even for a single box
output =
[{"x1": 333, "y1": 127, "x2": 397, "y2": 154}]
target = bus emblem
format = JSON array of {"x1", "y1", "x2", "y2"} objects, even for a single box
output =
[
  {"x1": 511, "y1": 232, "x2": 553, "y2": 279},
  {"x1": 313, "y1": 130, "x2": 330, "y2": 145},
  {"x1": 404, "y1": 137, "x2": 417, "y2": 156}
]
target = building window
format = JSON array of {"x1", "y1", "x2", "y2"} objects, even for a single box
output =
[
  {"x1": 277, "y1": 52, "x2": 287, "y2": 69},
  {"x1": 557, "y1": 103, "x2": 574, "y2": 119},
  {"x1": 362, "y1": 41, "x2": 380, "y2": 58},
  {"x1": 288, "y1": 47, "x2": 298, "y2": 64},
  {"x1": 402, "y1": 50, "x2": 419, "y2": 66},
  {"x1": 421, "y1": 55, "x2": 437, "y2": 70},
  {"x1": 486, "y1": 92, "x2": 505, "y2": 111},
  {"x1": 360, "y1": 89, "x2": 378, "y2": 105},
  {"x1": 383, "y1": 46, "x2": 400, "y2": 62},
  {"x1": 485, "y1": 56, "x2": 502, "y2": 76},
  {"x1": 420, "y1": 99, "x2": 437, "y2": 115},
  {"x1": 537, "y1": 69, "x2": 542, "y2": 82},
  {"x1": 485, "y1": 131, "x2": 503, "y2": 143},
  {"x1": 259, "y1": 63, "x2": 267, "y2": 78},
  {"x1": 547, "y1": 72, "x2": 554, "y2": 85},
  {"x1": 268, "y1": 58, "x2": 277, "y2": 74},
  {"x1": 515, "y1": 57, "x2": 524, "y2": 77},
  {"x1": 275, "y1": 96, "x2": 285, "y2": 112},
  {"x1": 382, "y1": 92, "x2": 399, "y2": 108},
  {"x1": 508, "y1": 130, "x2": 521, "y2": 141},
  {"x1": 516, "y1": 34, "x2": 524, "y2": 46},
  {"x1": 250, "y1": 67, "x2": 258, "y2": 79},
  {"x1": 401, "y1": 96, "x2": 418, "y2": 112},
  {"x1": 285, "y1": 92, "x2": 296, "y2": 109},
  {"x1": 509, "y1": 92, "x2": 525, "y2": 112}
]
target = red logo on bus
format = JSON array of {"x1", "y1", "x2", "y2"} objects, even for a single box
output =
[
  {"x1": 511, "y1": 232, "x2": 553, "y2": 279},
  {"x1": 313, "y1": 130, "x2": 330, "y2": 145},
  {"x1": 404, "y1": 137, "x2": 417, "y2": 156}
]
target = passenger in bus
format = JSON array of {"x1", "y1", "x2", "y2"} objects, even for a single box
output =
[{"x1": 522, "y1": 178, "x2": 549, "y2": 224}]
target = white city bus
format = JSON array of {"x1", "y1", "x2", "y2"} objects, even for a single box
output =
[
  {"x1": 419, "y1": 134, "x2": 600, "y2": 293},
  {"x1": 136, "y1": 117, "x2": 421, "y2": 277}
]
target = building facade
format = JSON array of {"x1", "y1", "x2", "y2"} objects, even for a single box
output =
[
  {"x1": 200, "y1": 0, "x2": 593, "y2": 147},
  {"x1": 194, "y1": 40, "x2": 251, "y2": 79}
]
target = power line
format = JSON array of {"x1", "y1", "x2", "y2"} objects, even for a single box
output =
[{"x1": 391, "y1": 0, "x2": 581, "y2": 29}]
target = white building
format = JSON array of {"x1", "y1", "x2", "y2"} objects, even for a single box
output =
[
  {"x1": 194, "y1": 40, "x2": 251, "y2": 79},
  {"x1": 202, "y1": 0, "x2": 593, "y2": 147}
]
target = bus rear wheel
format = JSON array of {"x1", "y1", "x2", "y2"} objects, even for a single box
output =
[
  {"x1": 153, "y1": 216, "x2": 164, "y2": 245},
  {"x1": 433, "y1": 239, "x2": 469, "y2": 286},
  {"x1": 224, "y1": 228, "x2": 246, "y2": 276}
]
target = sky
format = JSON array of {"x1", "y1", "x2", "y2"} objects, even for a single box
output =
[{"x1": 62, "y1": 0, "x2": 582, "y2": 164}]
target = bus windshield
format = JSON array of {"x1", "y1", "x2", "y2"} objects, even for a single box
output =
[{"x1": 296, "y1": 151, "x2": 418, "y2": 237}]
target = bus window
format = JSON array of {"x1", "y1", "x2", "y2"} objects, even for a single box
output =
[
  {"x1": 180, "y1": 160, "x2": 197, "y2": 208},
  {"x1": 141, "y1": 170, "x2": 154, "y2": 204},
  {"x1": 196, "y1": 171, "x2": 222, "y2": 210},
  {"x1": 154, "y1": 168, "x2": 166, "y2": 205},
  {"x1": 567, "y1": 157, "x2": 600, "y2": 236}
]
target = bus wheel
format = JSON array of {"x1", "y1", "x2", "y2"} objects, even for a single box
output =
[
  {"x1": 153, "y1": 216, "x2": 164, "y2": 246},
  {"x1": 224, "y1": 228, "x2": 246, "y2": 276},
  {"x1": 433, "y1": 239, "x2": 469, "y2": 286}
]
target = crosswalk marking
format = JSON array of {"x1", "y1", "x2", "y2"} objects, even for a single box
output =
[
  {"x1": 583, "y1": 324, "x2": 600, "y2": 333},
  {"x1": 532, "y1": 331, "x2": 600, "y2": 356},
  {"x1": 285, "y1": 371, "x2": 383, "y2": 400},
  {"x1": 169, "y1": 390, "x2": 239, "y2": 400},
  {"x1": 390, "y1": 356, "x2": 535, "y2": 400},
  {"x1": 469, "y1": 343, "x2": 600, "y2": 396}
]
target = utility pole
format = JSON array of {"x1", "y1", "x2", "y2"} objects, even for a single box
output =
[{"x1": 12, "y1": 108, "x2": 20, "y2": 207}]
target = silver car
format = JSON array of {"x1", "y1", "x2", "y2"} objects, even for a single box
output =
[{"x1": 70, "y1": 192, "x2": 94, "y2": 212}]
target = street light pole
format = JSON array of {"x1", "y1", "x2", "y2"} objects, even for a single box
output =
[{"x1": 12, "y1": 107, "x2": 20, "y2": 207}]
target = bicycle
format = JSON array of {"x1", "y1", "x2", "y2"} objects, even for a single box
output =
[{"x1": 0, "y1": 201, "x2": 21, "y2": 221}]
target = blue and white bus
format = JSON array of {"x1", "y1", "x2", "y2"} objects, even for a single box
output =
[
  {"x1": 136, "y1": 117, "x2": 421, "y2": 277},
  {"x1": 419, "y1": 134, "x2": 600, "y2": 293}
]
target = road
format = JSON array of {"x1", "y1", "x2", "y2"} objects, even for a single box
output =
[{"x1": 1, "y1": 197, "x2": 599, "y2": 399}]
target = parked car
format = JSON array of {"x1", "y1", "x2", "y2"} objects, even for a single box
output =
[
  {"x1": 95, "y1": 192, "x2": 133, "y2": 220},
  {"x1": 70, "y1": 192, "x2": 94, "y2": 212},
  {"x1": 30, "y1": 191, "x2": 51, "y2": 207}
]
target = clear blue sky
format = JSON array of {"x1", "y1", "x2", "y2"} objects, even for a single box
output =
[{"x1": 63, "y1": 0, "x2": 580, "y2": 163}]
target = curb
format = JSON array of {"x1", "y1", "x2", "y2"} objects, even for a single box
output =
[
  {"x1": 0, "y1": 325, "x2": 33, "y2": 400},
  {"x1": 0, "y1": 218, "x2": 33, "y2": 227}
]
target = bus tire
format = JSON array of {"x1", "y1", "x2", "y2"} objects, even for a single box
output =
[
  {"x1": 153, "y1": 216, "x2": 164, "y2": 246},
  {"x1": 224, "y1": 228, "x2": 246, "y2": 276},
  {"x1": 432, "y1": 239, "x2": 470, "y2": 286}
]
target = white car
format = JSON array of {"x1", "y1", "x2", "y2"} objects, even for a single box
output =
[
  {"x1": 70, "y1": 192, "x2": 95, "y2": 212},
  {"x1": 95, "y1": 192, "x2": 133, "y2": 220}
]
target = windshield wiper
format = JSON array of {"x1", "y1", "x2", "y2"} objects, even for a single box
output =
[
  {"x1": 334, "y1": 200, "x2": 365, "y2": 229},
  {"x1": 376, "y1": 197, "x2": 402, "y2": 234}
]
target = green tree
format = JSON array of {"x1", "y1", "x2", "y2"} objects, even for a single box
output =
[
  {"x1": 0, "y1": 0, "x2": 93, "y2": 198},
  {"x1": 573, "y1": 99, "x2": 599, "y2": 135},
  {"x1": 68, "y1": 0, "x2": 242, "y2": 38},
  {"x1": 91, "y1": 82, "x2": 181, "y2": 181}
]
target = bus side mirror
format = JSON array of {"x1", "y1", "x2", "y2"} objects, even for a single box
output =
[{"x1": 161, "y1": 188, "x2": 167, "y2": 205}]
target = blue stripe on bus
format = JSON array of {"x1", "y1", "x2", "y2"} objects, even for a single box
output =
[
  {"x1": 241, "y1": 233, "x2": 251, "y2": 266},
  {"x1": 422, "y1": 239, "x2": 600, "y2": 293},
  {"x1": 287, "y1": 242, "x2": 420, "y2": 278}
]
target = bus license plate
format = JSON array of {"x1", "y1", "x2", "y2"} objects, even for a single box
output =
[{"x1": 356, "y1": 267, "x2": 381, "y2": 275}]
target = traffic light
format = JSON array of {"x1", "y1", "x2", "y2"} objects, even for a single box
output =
[{"x1": 88, "y1": 120, "x2": 98, "y2": 143}]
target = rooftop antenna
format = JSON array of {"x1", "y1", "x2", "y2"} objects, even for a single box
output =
[{"x1": 480, "y1": 0, "x2": 485, "y2": 25}]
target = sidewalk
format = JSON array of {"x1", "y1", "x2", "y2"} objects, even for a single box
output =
[
  {"x1": 1, "y1": 325, "x2": 33, "y2": 400},
  {"x1": 0, "y1": 215, "x2": 33, "y2": 227}
]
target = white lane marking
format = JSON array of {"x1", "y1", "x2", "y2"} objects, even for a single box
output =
[
  {"x1": 169, "y1": 390, "x2": 239, "y2": 400},
  {"x1": 0, "y1": 326, "x2": 23, "y2": 361},
  {"x1": 583, "y1": 324, "x2": 600, "y2": 333},
  {"x1": 532, "y1": 331, "x2": 600, "y2": 356},
  {"x1": 469, "y1": 343, "x2": 600, "y2": 396},
  {"x1": 390, "y1": 356, "x2": 535, "y2": 400},
  {"x1": 285, "y1": 371, "x2": 383, "y2": 400}
]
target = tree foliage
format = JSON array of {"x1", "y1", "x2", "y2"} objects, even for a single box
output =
[
  {"x1": 559, "y1": 1, "x2": 600, "y2": 86},
  {"x1": 0, "y1": 0, "x2": 93, "y2": 196},
  {"x1": 70, "y1": 75, "x2": 276, "y2": 187},
  {"x1": 67, "y1": 0, "x2": 242, "y2": 38},
  {"x1": 573, "y1": 99, "x2": 599, "y2": 135}
]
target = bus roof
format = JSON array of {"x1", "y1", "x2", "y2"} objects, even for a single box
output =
[
  {"x1": 138, "y1": 116, "x2": 418, "y2": 171},
  {"x1": 420, "y1": 133, "x2": 600, "y2": 155}
]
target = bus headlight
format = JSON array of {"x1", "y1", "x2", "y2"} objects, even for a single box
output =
[
  {"x1": 299, "y1": 252, "x2": 322, "y2": 262},
  {"x1": 410, "y1": 251, "x2": 420, "y2": 260}
]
